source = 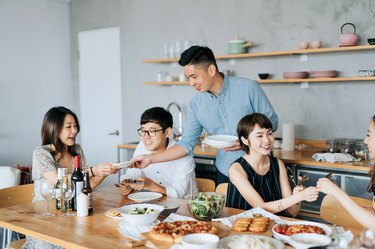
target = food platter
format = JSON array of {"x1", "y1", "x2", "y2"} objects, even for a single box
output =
[
  {"x1": 203, "y1": 135, "x2": 237, "y2": 148},
  {"x1": 218, "y1": 234, "x2": 284, "y2": 249},
  {"x1": 272, "y1": 221, "x2": 332, "y2": 244}
]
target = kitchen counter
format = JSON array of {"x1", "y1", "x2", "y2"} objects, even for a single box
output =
[{"x1": 117, "y1": 142, "x2": 373, "y2": 173}]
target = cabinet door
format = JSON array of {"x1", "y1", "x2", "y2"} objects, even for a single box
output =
[
  {"x1": 343, "y1": 175, "x2": 372, "y2": 200},
  {"x1": 296, "y1": 169, "x2": 341, "y2": 214}
]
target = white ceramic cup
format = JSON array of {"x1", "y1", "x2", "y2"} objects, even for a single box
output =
[
  {"x1": 299, "y1": 41, "x2": 309, "y2": 49},
  {"x1": 311, "y1": 40, "x2": 321, "y2": 49},
  {"x1": 181, "y1": 233, "x2": 219, "y2": 249}
]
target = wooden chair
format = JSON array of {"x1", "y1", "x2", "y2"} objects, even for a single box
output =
[
  {"x1": 320, "y1": 194, "x2": 373, "y2": 231},
  {"x1": 0, "y1": 184, "x2": 34, "y2": 249},
  {"x1": 215, "y1": 183, "x2": 228, "y2": 196},
  {"x1": 215, "y1": 183, "x2": 228, "y2": 206},
  {"x1": 196, "y1": 178, "x2": 216, "y2": 192}
]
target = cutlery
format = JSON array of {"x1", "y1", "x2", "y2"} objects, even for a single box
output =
[
  {"x1": 287, "y1": 167, "x2": 297, "y2": 187},
  {"x1": 325, "y1": 171, "x2": 334, "y2": 180}
]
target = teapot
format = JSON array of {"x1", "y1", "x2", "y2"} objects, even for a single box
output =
[
  {"x1": 228, "y1": 37, "x2": 253, "y2": 54},
  {"x1": 339, "y1": 23, "x2": 358, "y2": 46}
]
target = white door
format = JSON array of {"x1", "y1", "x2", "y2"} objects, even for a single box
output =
[{"x1": 78, "y1": 27, "x2": 122, "y2": 186}]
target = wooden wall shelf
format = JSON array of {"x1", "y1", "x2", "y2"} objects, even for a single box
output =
[
  {"x1": 144, "y1": 77, "x2": 375, "y2": 85},
  {"x1": 259, "y1": 76, "x2": 375, "y2": 84},
  {"x1": 143, "y1": 45, "x2": 375, "y2": 63}
]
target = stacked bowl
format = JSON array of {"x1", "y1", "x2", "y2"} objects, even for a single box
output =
[
  {"x1": 283, "y1": 71, "x2": 309, "y2": 79},
  {"x1": 310, "y1": 70, "x2": 337, "y2": 78}
]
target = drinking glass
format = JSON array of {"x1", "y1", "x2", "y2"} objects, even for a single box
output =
[
  {"x1": 60, "y1": 178, "x2": 75, "y2": 216},
  {"x1": 39, "y1": 177, "x2": 55, "y2": 216}
]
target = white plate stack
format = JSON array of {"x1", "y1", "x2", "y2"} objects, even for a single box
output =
[{"x1": 203, "y1": 135, "x2": 238, "y2": 149}]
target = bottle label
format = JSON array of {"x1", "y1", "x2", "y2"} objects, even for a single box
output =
[
  {"x1": 77, "y1": 192, "x2": 88, "y2": 217},
  {"x1": 55, "y1": 189, "x2": 61, "y2": 199}
]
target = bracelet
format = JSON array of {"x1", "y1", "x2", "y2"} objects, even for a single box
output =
[
  {"x1": 90, "y1": 167, "x2": 95, "y2": 177},
  {"x1": 278, "y1": 200, "x2": 284, "y2": 211}
]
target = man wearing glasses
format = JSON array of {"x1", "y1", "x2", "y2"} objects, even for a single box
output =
[{"x1": 118, "y1": 107, "x2": 198, "y2": 199}]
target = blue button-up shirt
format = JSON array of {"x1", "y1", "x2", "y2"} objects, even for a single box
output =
[{"x1": 177, "y1": 75, "x2": 278, "y2": 176}]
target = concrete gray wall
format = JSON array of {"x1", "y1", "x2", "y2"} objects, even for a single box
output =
[
  {"x1": 70, "y1": 0, "x2": 375, "y2": 145},
  {"x1": 0, "y1": 0, "x2": 72, "y2": 165},
  {"x1": 1, "y1": 0, "x2": 375, "y2": 166}
]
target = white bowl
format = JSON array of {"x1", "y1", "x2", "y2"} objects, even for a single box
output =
[
  {"x1": 117, "y1": 203, "x2": 164, "y2": 225},
  {"x1": 181, "y1": 233, "x2": 219, "y2": 249},
  {"x1": 290, "y1": 233, "x2": 331, "y2": 248}
]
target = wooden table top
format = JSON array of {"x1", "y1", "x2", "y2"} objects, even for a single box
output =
[{"x1": 0, "y1": 186, "x2": 356, "y2": 249}]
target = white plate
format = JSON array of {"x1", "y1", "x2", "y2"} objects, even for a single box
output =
[
  {"x1": 204, "y1": 135, "x2": 237, "y2": 148},
  {"x1": 218, "y1": 234, "x2": 284, "y2": 249},
  {"x1": 127, "y1": 192, "x2": 163, "y2": 202},
  {"x1": 272, "y1": 221, "x2": 332, "y2": 243},
  {"x1": 104, "y1": 208, "x2": 125, "y2": 220},
  {"x1": 112, "y1": 160, "x2": 135, "y2": 169}
]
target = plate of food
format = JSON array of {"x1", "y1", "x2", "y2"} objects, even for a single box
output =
[
  {"x1": 104, "y1": 208, "x2": 124, "y2": 220},
  {"x1": 127, "y1": 192, "x2": 163, "y2": 202},
  {"x1": 272, "y1": 221, "x2": 332, "y2": 242},
  {"x1": 149, "y1": 220, "x2": 218, "y2": 243},
  {"x1": 218, "y1": 234, "x2": 284, "y2": 249},
  {"x1": 203, "y1": 135, "x2": 238, "y2": 148}
]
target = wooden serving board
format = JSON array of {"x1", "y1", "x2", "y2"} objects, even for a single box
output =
[{"x1": 141, "y1": 220, "x2": 276, "y2": 249}]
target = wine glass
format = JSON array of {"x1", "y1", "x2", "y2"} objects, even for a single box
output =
[
  {"x1": 60, "y1": 178, "x2": 75, "y2": 216},
  {"x1": 39, "y1": 177, "x2": 55, "y2": 216}
]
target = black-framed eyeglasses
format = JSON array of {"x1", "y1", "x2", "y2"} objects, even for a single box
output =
[{"x1": 137, "y1": 128, "x2": 163, "y2": 137}]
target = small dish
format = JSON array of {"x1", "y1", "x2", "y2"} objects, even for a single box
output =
[
  {"x1": 104, "y1": 208, "x2": 124, "y2": 220},
  {"x1": 182, "y1": 233, "x2": 219, "y2": 249},
  {"x1": 290, "y1": 233, "x2": 331, "y2": 248}
]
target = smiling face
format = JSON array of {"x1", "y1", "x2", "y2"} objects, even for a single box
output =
[
  {"x1": 139, "y1": 122, "x2": 171, "y2": 153},
  {"x1": 184, "y1": 64, "x2": 216, "y2": 93},
  {"x1": 58, "y1": 114, "x2": 78, "y2": 147},
  {"x1": 364, "y1": 119, "x2": 375, "y2": 159},
  {"x1": 241, "y1": 124, "x2": 274, "y2": 156}
]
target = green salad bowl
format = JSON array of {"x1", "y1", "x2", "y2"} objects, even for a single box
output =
[{"x1": 187, "y1": 192, "x2": 225, "y2": 221}]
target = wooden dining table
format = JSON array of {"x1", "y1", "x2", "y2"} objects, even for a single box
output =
[{"x1": 0, "y1": 186, "x2": 356, "y2": 249}]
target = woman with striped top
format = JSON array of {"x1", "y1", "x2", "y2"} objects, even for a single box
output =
[{"x1": 226, "y1": 113, "x2": 318, "y2": 217}]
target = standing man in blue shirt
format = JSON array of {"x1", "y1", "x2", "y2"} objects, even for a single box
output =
[{"x1": 132, "y1": 46, "x2": 278, "y2": 184}]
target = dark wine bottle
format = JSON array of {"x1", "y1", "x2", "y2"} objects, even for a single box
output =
[
  {"x1": 82, "y1": 171, "x2": 93, "y2": 214},
  {"x1": 71, "y1": 156, "x2": 84, "y2": 211}
]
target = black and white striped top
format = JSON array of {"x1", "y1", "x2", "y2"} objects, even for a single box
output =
[{"x1": 226, "y1": 156, "x2": 285, "y2": 215}]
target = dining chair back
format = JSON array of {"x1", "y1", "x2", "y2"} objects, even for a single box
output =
[
  {"x1": 215, "y1": 183, "x2": 228, "y2": 206},
  {"x1": 320, "y1": 194, "x2": 373, "y2": 231},
  {"x1": 0, "y1": 166, "x2": 21, "y2": 190},
  {"x1": 215, "y1": 183, "x2": 228, "y2": 196},
  {"x1": 0, "y1": 184, "x2": 34, "y2": 249},
  {"x1": 195, "y1": 178, "x2": 216, "y2": 192}
]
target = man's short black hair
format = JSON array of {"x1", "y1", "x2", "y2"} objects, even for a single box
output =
[
  {"x1": 178, "y1": 46, "x2": 219, "y2": 71},
  {"x1": 140, "y1": 107, "x2": 173, "y2": 131}
]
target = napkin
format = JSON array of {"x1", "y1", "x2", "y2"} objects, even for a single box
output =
[
  {"x1": 213, "y1": 206, "x2": 287, "y2": 227},
  {"x1": 118, "y1": 220, "x2": 160, "y2": 241},
  {"x1": 312, "y1": 153, "x2": 359, "y2": 163},
  {"x1": 162, "y1": 213, "x2": 196, "y2": 222}
]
